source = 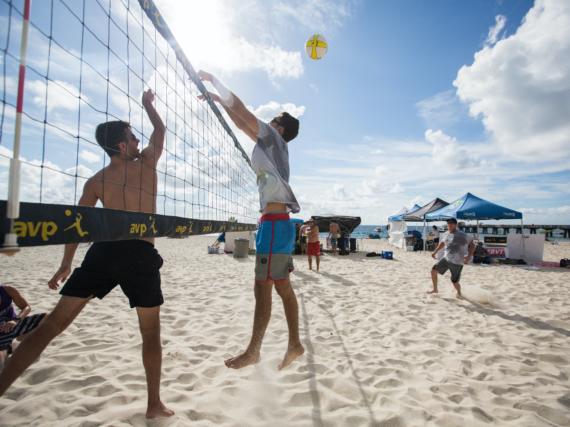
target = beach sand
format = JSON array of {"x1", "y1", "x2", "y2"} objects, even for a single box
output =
[{"x1": 1, "y1": 237, "x2": 569, "y2": 426}]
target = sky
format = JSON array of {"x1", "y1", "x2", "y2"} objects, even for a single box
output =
[
  {"x1": 1, "y1": 0, "x2": 569, "y2": 225},
  {"x1": 156, "y1": 0, "x2": 570, "y2": 225}
]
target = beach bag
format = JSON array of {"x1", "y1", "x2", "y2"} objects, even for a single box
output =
[
  {"x1": 561, "y1": 259, "x2": 570, "y2": 268},
  {"x1": 366, "y1": 252, "x2": 378, "y2": 257}
]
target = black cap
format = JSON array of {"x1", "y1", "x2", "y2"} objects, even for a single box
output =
[{"x1": 446, "y1": 218, "x2": 458, "y2": 224}]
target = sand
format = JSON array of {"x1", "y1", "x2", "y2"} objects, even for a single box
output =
[{"x1": 0, "y1": 237, "x2": 569, "y2": 427}]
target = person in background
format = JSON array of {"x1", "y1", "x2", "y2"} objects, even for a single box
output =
[
  {"x1": 329, "y1": 222, "x2": 341, "y2": 256},
  {"x1": 211, "y1": 232, "x2": 226, "y2": 248},
  {"x1": 0, "y1": 284, "x2": 46, "y2": 371},
  {"x1": 302, "y1": 220, "x2": 321, "y2": 272},
  {"x1": 431, "y1": 225, "x2": 440, "y2": 245}
]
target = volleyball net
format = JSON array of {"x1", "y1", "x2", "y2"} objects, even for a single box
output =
[{"x1": 0, "y1": 0, "x2": 259, "y2": 248}]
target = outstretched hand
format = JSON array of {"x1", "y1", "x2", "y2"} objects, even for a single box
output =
[
  {"x1": 142, "y1": 89, "x2": 155, "y2": 106},
  {"x1": 198, "y1": 70, "x2": 214, "y2": 82},
  {"x1": 48, "y1": 265, "x2": 71, "y2": 290},
  {"x1": 198, "y1": 92, "x2": 222, "y2": 104}
]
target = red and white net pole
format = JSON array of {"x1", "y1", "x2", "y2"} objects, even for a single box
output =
[{"x1": 3, "y1": 0, "x2": 31, "y2": 251}]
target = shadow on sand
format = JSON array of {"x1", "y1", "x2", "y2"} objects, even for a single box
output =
[
  {"x1": 294, "y1": 277, "x2": 378, "y2": 426},
  {"x1": 459, "y1": 301, "x2": 570, "y2": 337}
]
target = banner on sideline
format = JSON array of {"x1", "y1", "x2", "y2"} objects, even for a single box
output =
[{"x1": 0, "y1": 201, "x2": 257, "y2": 247}]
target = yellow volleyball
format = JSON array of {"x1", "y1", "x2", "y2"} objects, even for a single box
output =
[{"x1": 306, "y1": 34, "x2": 328, "y2": 60}]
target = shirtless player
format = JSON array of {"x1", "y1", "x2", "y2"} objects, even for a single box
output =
[
  {"x1": 0, "y1": 90, "x2": 174, "y2": 419},
  {"x1": 302, "y1": 220, "x2": 321, "y2": 271}
]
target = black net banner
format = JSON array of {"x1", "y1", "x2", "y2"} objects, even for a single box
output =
[{"x1": 0, "y1": 200, "x2": 255, "y2": 247}]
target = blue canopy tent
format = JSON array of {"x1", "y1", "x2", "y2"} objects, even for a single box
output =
[
  {"x1": 426, "y1": 193, "x2": 524, "y2": 252},
  {"x1": 425, "y1": 193, "x2": 522, "y2": 221},
  {"x1": 388, "y1": 204, "x2": 421, "y2": 222}
]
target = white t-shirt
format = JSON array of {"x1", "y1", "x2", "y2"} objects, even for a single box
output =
[
  {"x1": 251, "y1": 120, "x2": 300, "y2": 213},
  {"x1": 442, "y1": 230, "x2": 472, "y2": 265}
]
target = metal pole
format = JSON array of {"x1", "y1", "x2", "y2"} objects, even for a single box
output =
[{"x1": 2, "y1": 0, "x2": 32, "y2": 253}]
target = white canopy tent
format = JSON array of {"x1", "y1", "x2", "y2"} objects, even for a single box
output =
[{"x1": 387, "y1": 205, "x2": 420, "y2": 249}]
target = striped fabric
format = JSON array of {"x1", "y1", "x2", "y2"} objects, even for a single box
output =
[{"x1": 0, "y1": 313, "x2": 46, "y2": 350}]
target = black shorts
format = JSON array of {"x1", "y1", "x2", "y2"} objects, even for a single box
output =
[
  {"x1": 433, "y1": 258, "x2": 463, "y2": 283},
  {"x1": 61, "y1": 240, "x2": 164, "y2": 308}
]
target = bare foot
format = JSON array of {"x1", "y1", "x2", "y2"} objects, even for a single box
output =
[
  {"x1": 278, "y1": 345, "x2": 305, "y2": 370},
  {"x1": 427, "y1": 289, "x2": 438, "y2": 294},
  {"x1": 224, "y1": 351, "x2": 260, "y2": 369},
  {"x1": 456, "y1": 293, "x2": 463, "y2": 299},
  {"x1": 146, "y1": 401, "x2": 175, "y2": 419}
]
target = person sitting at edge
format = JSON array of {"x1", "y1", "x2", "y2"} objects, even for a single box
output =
[
  {"x1": 0, "y1": 90, "x2": 174, "y2": 419},
  {"x1": 329, "y1": 221, "x2": 341, "y2": 256},
  {"x1": 302, "y1": 220, "x2": 321, "y2": 271},
  {"x1": 198, "y1": 70, "x2": 304, "y2": 370},
  {"x1": 0, "y1": 284, "x2": 46, "y2": 371},
  {"x1": 429, "y1": 218, "x2": 475, "y2": 299}
]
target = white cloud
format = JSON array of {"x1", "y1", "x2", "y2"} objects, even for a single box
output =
[
  {"x1": 156, "y1": 0, "x2": 304, "y2": 80},
  {"x1": 26, "y1": 79, "x2": 86, "y2": 113},
  {"x1": 416, "y1": 90, "x2": 466, "y2": 129},
  {"x1": 79, "y1": 150, "x2": 102, "y2": 164},
  {"x1": 425, "y1": 129, "x2": 483, "y2": 170},
  {"x1": 388, "y1": 182, "x2": 405, "y2": 194},
  {"x1": 485, "y1": 15, "x2": 507, "y2": 46},
  {"x1": 252, "y1": 101, "x2": 306, "y2": 122},
  {"x1": 454, "y1": 0, "x2": 570, "y2": 161}
]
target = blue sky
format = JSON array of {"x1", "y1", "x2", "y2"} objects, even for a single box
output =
[{"x1": 1, "y1": 0, "x2": 569, "y2": 224}]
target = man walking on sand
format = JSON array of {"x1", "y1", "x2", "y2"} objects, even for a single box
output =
[
  {"x1": 0, "y1": 90, "x2": 174, "y2": 419},
  {"x1": 428, "y1": 218, "x2": 475, "y2": 298},
  {"x1": 198, "y1": 70, "x2": 304, "y2": 370},
  {"x1": 302, "y1": 220, "x2": 321, "y2": 271}
]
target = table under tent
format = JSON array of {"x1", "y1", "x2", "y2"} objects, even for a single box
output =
[
  {"x1": 387, "y1": 205, "x2": 421, "y2": 249},
  {"x1": 403, "y1": 198, "x2": 449, "y2": 251}
]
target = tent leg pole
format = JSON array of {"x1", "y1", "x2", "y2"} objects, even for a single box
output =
[{"x1": 521, "y1": 218, "x2": 526, "y2": 262}]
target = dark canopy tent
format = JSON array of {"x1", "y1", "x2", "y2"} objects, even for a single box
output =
[
  {"x1": 425, "y1": 193, "x2": 522, "y2": 221},
  {"x1": 310, "y1": 215, "x2": 362, "y2": 235},
  {"x1": 404, "y1": 198, "x2": 449, "y2": 222},
  {"x1": 404, "y1": 198, "x2": 449, "y2": 250}
]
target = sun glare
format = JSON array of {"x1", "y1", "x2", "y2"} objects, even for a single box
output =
[{"x1": 165, "y1": 1, "x2": 234, "y2": 72}]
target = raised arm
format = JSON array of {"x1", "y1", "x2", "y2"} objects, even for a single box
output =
[
  {"x1": 197, "y1": 70, "x2": 259, "y2": 142},
  {"x1": 48, "y1": 179, "x2": 98, "y2": 290},
  {"x1": 140, "y1": 89, "x2": 166, "y2": 166}
]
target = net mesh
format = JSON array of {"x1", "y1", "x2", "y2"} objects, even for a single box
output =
[{"x1": 0, "y1": 0, "x2": 258, "y2": 224}]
